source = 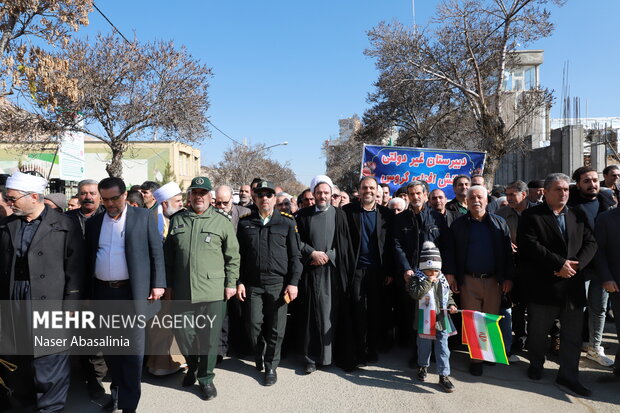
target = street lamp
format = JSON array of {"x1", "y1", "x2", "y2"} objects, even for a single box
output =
[{"x1": 263, "y1": 141, "x2": 288, "y2": 150}]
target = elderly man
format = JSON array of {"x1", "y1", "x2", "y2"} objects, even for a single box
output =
[
  {"x1": 164, "y1": 177, "x2": 240, "y2": 401},
  {"x1": 471, "y1": 174, "x2": 499, "y2": 213},
  {"x1": 66, "y1": 179, "x2": 104, "y2": 234},
  {"x1": 213, "y1": 184, "x2": 250, "y2": 361},
  {"x1": 567, "y1": 166, "x2": 615, "y2": 367},
  {"x1": 0, "y1": 171, "x2": 83, "y2": 412},
  {"x1": 517, "y1": 173, "x2": 597, "y2": 397},
  {"x1": 451, "y1": 185, "x2": 513, "y2": 376},
  {"x1": 602, "y1": 165, "x2": 620, "y2": 205},
  {"x1": 387, "y1": 197, "x2": 406, "y2": 214},
  {"x1": 527, "y1": 180, "x2": 545, "y2": 204},
  {"x1": 275, "y1": 192, "x2": 293, "y2": 215},
  {"x1": 594, "y1": 202, "x2": 620, "y2": 379},
  {"x1": 236, "y1": 181, "x2": 302, "y2": 386},
  {"x1": 84, "y1": 177, "x2": 166, "y2": 412},
  {"x1": 145, "y1": 182, "x2": 185, "y2": 377},
  {"x1": 214, "y1": 185, "x2": 250, "y2": 231},
  {"x1": 238, "y1": 184, "x2": 253, "y2": 207},
  {"x1": 331, "y1": 185, "x2": 342, "y2": 207},
  {"x1": 296, "y1": 175, "x2": 355, "y2": 373},
  {"x1": 343, "y1": 177, "x2": 393, "y2": 365},
  {"x1": 446, "y1": 175, "x2": 470, "y2": 216},
  {"x1": 153, "y1": 182, "x2": 184, "y2": 237}
]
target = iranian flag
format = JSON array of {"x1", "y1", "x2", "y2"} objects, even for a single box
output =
[{"x1": 461, "y1": 310, "x2": 509, "y2": 365}]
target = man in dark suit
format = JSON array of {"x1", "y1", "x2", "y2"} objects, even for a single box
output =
[
  {"x1": 85, "y1": 177, "x2": 166, "y2": 413},
  {"x1": 594, "y1": 207, "x2": 620, "y2": 379},
  {"x1": 517, "y1": 173, "x2": 597, "y2": 397},
  {"x1": 0, "y1": 171, "x2": 83, "y2": 412},
  {"x1": 342, "y1": 176, "x2": 393, "y2": 365}
]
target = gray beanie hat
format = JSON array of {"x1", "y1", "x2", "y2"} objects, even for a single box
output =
[
  {"x1": 44, "y1": 193, "x2": 67, "y2": 211},
  {"x1": 419, "y1": 241, "x2": 442, "y2": 271}
]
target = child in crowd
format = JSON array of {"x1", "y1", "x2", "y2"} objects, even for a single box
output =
[{"x1": 406, "y1": 241, "x2": 458, "y2": 393}]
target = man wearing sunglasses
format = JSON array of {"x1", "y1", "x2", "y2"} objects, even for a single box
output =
[
  {"x1": 236, "y1": 181, "x2": 302, "y2": 386},
  {"x1": 214, "y1": 185, "x2": 250, "y2": 231}
]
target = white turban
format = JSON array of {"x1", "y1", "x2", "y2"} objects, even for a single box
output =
[
  {"x1": 310, "y1": 175, "x2": 334, "y2": 192},
  {"x1": 154, "y1": 182, "x2": 182, "y2": 203},
  {"x1": 6, "y1": 171, "x2": 47, "y2": 193}
]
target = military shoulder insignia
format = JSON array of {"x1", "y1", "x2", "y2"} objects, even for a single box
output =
[
  {"x1": 280, "y1": 212, "x2": 294, "y2": 219},
  {"x1": 239, "y1": 212, "x2": 252, "y2": 219}
]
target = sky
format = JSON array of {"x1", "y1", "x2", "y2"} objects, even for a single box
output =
[{"x1": 80, "y1": 1, "x2": 620, "y2": 187}]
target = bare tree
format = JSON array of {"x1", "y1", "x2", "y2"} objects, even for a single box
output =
[
  {"x1": 361, "y1": 0, "x2": 561, "y2": 185},
  {"x1": 323, "y1": 137, "x2": 363, "y2": 192},
  {"x1": 60, "y1": 33, "x2": 212, "y2": 177},
  {"x1": 207, "y1": 143, "x2": 305, "y2": 195},
  {"x1": 0, "y1": 0, "x2": 92, "y2": 141}
]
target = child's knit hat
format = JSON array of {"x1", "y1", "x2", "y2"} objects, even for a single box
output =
[{"x1": 419, "y1": 241, "x2": 442, "y2": 271}]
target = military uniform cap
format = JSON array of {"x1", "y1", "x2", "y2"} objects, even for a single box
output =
[
  {"x1": 253, "y1": 180, "x2": 276, "y2": 193},
  {"x1": 188, "y1": 176, "x2": 213, "y2": 191}
]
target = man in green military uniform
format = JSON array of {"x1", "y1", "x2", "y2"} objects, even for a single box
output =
[
  {"x1": 236, "y1": 181, "x2": 302, "y2": 386},
  {"x1": 164, "y1": 176, "x2": 240, "y2": 401}
]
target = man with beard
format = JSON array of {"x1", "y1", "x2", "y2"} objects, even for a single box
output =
[
  {"x1": 146, "y1": 182, "x2": 186, "y2": 377},
  {"x1": 601, "y1": 165, "x2": 619, "y2": 205},
  {"x1": 342, "y1": 177, "x2": 393, "y2": 365},
  {"x1": 296, "y1": 175, "x2": 355, "y2": 373},
  {"x1": 568, "y1": 166, "x2": 615, "y2": 367},
  {"x1": 0, "y1": 171, "x2": 83, "y2": 412},
  {"x1": 527, "y1": 180, "x2": 545, "y2": 204}
]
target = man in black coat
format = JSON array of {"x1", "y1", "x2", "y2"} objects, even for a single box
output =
[
  {"x1": 84, "y1": 177, "x2": 166, "y2": 412},
  {"x1": 0, "y1": 171, "x2": 83, "y2": 412},
  {"x1": 517, "y1": 173, "x2": 597, "y2": 397},
  {"x1": 342, "y1": 176, "x2": 393, "y2": 365}
]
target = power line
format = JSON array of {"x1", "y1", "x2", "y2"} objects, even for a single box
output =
[{"x1": 91, "y1": 2, "x2": 243, "y2": 147}]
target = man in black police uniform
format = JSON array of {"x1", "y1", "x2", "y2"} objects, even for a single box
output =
[{"x1": 236, "y1": 181, "x2": 302, "y2": 386}]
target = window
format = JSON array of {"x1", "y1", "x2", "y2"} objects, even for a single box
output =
[{"x1": 503, "y1": 66, "x2": 537, "y2": 91}]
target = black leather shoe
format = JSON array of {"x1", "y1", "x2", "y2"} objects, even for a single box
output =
[
  {"x1": 101, "y1": 396, "x2": 118, "y2": 412},
  {"x1": 182, "y1": 370, "x2": 196, "y2": 387},
  {"x1": 367, "y1": 352, "x2": 378, "y2": 364},
  {"x1": 199, "y1": 382, "x2": 217, "y2": 401},
  {"x1": 556, "y1": 377, "x2": 592, "y2": 397},
  {"x1": 527, "y1": 366, "x2": 542, "y2": 380},
  {"x1": 264, "y1": 369, "x2": 277, "y2": 386},
  {"x1": 469, "y1": 362, "x2": 483, "y2": 376},
  {"x1": 304, "y1": 363, "x2": 316, "y2": 374},
  {"x1": 122, "y1": 410, "x2": 136, "y2": 413},
  {"x1": 613, "y1": 368, "x2": 620, "y2": 379}
]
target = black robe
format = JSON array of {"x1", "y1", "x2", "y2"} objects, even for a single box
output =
[{"x1": 295, "y1": 206, "x2": 356, "y2": 369}]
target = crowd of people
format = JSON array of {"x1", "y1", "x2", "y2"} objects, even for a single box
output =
[{"x1": 1, "y1": 164, "x2": 619, "y2": 412}]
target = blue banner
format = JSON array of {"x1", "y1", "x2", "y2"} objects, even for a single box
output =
[{"x1": 361, "y1": 145, "x2": 486, "y2": 199}]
